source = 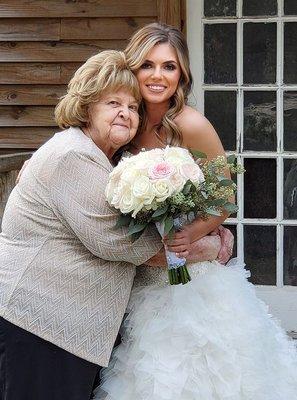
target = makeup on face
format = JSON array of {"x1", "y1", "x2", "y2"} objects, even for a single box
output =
[{"x1": 136, "y1": 43, "x2": 181, "y2": 106}]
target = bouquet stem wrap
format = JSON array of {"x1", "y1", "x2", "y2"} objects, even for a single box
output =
[{"x1": 155, "y1": 215, "x2": 191, "y2": 285}]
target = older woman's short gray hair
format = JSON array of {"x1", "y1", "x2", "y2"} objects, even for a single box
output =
[{"x1": 55, "y1": 50, "x2": 141, "y2": 129}]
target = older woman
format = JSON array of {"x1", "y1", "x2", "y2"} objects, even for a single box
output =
[{"x1": 0, "y1": 50, "x2": 165, "y2": 400}]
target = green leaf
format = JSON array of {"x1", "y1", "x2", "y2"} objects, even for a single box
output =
[
  {"x1": 128, "y1": 222, "x2": 147, "y2": 236},
  {"x1": 164, "y1": 216, "x2": 174, "y2": 236},
  {"x1": 190, "y1": 149, "x2": 207, "y2": 159},
  {"x1": 209, "y1": 198, "x2": 226, "y2": 207},
  {"x1": 114, "y1": 214, "x2": 132, "y2": 229},
  {"x1": 183, "y1": 180, "x2": 192, "y2": 195},
  {"x1": 218, "y1": 179, "x2": 234, "y2": 187},
  {"x1": 223, "y1": 202, "x2": 239, "y2": 213},
  {"x1": 205, "y1": 207, "x2": 222, "y2": 217},
  {"x1": 227, "y1": 154, "x2": 236, "y2": 164},
  {"x1": 152, "y1": 205, "x2": 169, "y2": 218}
]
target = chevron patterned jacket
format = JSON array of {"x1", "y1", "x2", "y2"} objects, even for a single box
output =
[{"x1": 0, "y1": 127, "x2": 162, "y2": 366}]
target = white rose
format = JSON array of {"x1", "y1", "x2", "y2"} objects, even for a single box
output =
[
  {"x1": 153, "y1": 179, "x2": 174, "y2": 202},
  {"x1": 164, "y1": 146, "x2": 193, "y2": 166},
  {"x1": 132, "y1": 176, "x2": 155, "y2": 204},
  {"x1": 179, "y1": 163, "x2": 205, "y2": 184},
  {"x1": 169, "y1": 172, "x2": 187, "y2": 193},
  {"x1": 105, "y1": 178, "x2": 118, "y2": 203},
  {"x1": 119, "y1": 187, "x2": 142, "y2": 215},
  {"x1": 120, "y1": 168, "x2": 142, "y2": 184},
  {"x1": 138, "y1": 148, "x2": 164, "y2": 161}
]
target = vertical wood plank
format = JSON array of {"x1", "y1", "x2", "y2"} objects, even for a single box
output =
[{"x1": 157, "y1": 0, "x2": 181, "y2": 29}]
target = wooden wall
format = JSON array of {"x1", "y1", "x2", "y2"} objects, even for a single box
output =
[
  {"x1": 0, "y1": 0, "x2": 185, "y2": 222},
  {"x1": 0, "y1": 0, "x2": 185, "y2": 153}
]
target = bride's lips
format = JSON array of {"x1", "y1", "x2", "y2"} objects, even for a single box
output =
[{"x1": 146, "y1": 84, "x2": 167, "y2": 93}]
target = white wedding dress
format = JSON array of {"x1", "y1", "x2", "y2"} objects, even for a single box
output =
[{"x1": 94, "y1": 260, "x2": 297, "y2": 400}]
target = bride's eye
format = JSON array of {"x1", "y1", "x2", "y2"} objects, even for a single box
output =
[{"x1": 164, "y1": 63, "x2": 177, "y2": 71}]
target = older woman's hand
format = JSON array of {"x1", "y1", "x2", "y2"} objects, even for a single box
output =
[
  {"x1": 213, "y1": 225, "x2": 234, "y2": 264},
  {"x1": 162, "y1": 224, "x2": 234, "y2": 264}
]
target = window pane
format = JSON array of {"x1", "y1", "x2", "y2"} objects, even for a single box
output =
[
  {"x1": 204, "y1": 0, "x2": 236, "y2": 17},
  {"x1": 284, "y1": 92, "x2": 297, "y2": 151},
  {"x1": 244, "y1": 158, "x2": 276, "y2": 218},
  {"x1": 243, "y1": 0, "x2": 277, "y2": 16},
  {"x1": 284, "y1": 23, "x2": 297, "y2": 84},
  {"x1": 204, "y1": 91, "x2": 236, "y2": 151},
  {"x1": 244, "y1": 225, "x2": 276, "y2": 285},
  {"x1": 284, "y1": 0, "x2": 297, "y2": 15},
  {"x1": 284, "y1": 159, "x2": 297, "y2": 219},
  {"x1": 204, "y1": 24, "x2": 237, "y2": 84},
  {"x1": 224, "y1": 224, "x2": 237, "y2": 258},
  {"x1": 243, "y1": 91, "x2": 276, "y2": 151},
  {"x1": 243, "y1": 23, "x2": 276, "y2": 84},
  {"x1": 284, "y1": 226, "x2": 297, "y2": 286}
]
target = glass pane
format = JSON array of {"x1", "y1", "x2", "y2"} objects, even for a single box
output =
[
  {"x1": 284, "y1": 23, "x2": 297, "y2": 84},
  {"x1": 204, "y1": 24, "x2": 237, "y2": 84},
  {"x1": 244, "y1": 158, "x2": 276, "y2": 218},
  {"x1": 284, "y1": 226, "x2": 297, "y2": 285},
  {"x1": 243, "y1": 91, "x2": 276, "y2": 151},
  {"x1": 204, "y1": 0, "x2": 236, "y2": 17},
  {"x1": 204, "y1": 91, "x2": 236, "y2": 151},
  {"x1": 284, "y1": 0, "x2": 297, "y2": 15},
  {"x1": 224, "y1": 224, "x2": 237, "y2": 258},
  {"x1": 284, "y1": 159, "x2": 297, "y2": 219},
  {"x1": 243, "y1": 23, "x2": 276, "y2": 84},
  {"x1": 244, "y1": 225, "x2": 276, "y2": 285},
  {"x1": 284, "y1": 92, "x2": 297, "y2": 151},
  {"x1": 243, "y1": 0, "x2": 277, "y2": 16}
]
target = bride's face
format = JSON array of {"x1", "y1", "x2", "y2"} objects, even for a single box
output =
[{"x1": 135, "y1": 43, "x2": 181, "y2": 106}]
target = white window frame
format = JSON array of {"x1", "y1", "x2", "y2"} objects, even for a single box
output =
[{"x1": 187, "y1": 0, "x2": 297, "y2": 331}]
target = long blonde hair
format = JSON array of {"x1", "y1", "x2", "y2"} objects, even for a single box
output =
[
  {"x1": 125, "y1": 23, "x2": 193, "y2": 146},
  {"x1": 55, "y1": 50, "x2": 141, "y2": 129}
]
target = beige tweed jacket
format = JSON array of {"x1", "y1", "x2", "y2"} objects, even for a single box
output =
[{"x1": 0, "y1": 127, "x2": 162, "y2": 367}]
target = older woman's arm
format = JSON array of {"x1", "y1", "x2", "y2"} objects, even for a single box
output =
[{"x1": 50, "y1": 149, "x2": 163, "y2": 267}]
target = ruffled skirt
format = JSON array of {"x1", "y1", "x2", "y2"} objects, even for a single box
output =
[{"x1": 94, "y1": 260, "x2": 297, "y2": 399}]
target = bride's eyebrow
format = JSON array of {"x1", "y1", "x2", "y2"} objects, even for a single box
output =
[{"x1": 143, "y1": 59, "x2": 178, "y2": 64}]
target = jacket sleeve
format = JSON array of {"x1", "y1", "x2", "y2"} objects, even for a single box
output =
[{"x1": 50, "y1": 150, "x2": 162, "y2": 265}]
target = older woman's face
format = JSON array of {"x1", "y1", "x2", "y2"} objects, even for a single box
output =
[{"x1": 87, "y1": 89, "x2": 139, "y2": 154}]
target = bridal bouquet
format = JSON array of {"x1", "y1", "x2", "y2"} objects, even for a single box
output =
[{"x1": 105, "y1": 146, "x2": 243, "y2": 285}]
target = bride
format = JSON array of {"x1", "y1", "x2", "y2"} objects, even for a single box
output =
[{"x1": 94, "y1": 23, "x2": 297, "y2": 399}]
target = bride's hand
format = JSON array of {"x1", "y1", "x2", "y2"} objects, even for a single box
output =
[{"x1": 163, "y1": 228, "x2": 191, "y2": 258}]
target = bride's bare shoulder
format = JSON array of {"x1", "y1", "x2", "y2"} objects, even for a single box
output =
[{"x1": 175, "y1": 106, "x2": 224, "y2": 157}]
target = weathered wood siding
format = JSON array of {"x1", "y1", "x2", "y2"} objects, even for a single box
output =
[
  {"x1": 0, "y1": 0, "x2": 185, "y2": 222},
  {"x1": 0, "y1": 0, "x2": 185, "y2": 151}
]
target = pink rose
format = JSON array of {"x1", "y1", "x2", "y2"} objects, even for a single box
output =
[
  {"x1": 148, "y1": 162, "x2": 175, "y2": 180},
  {"x1": 179, "y1": 163, "x2": 204, "y2": 183}
]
